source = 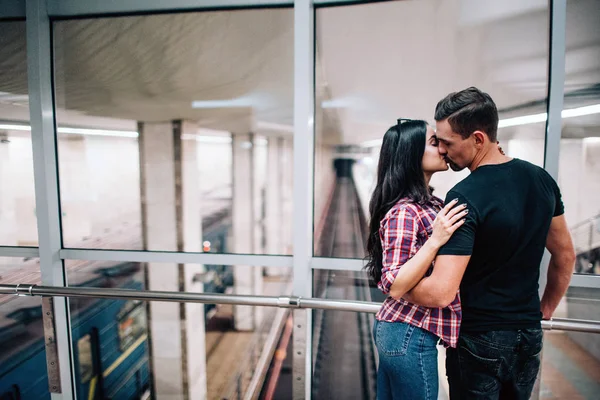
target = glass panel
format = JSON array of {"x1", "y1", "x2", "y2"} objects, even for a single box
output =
[
  {"x1": 312, "y1": 269, "x2": 380, "y2": 399},
  {"x1": 314, "y1": 0, "x2": 550, "y2": 255},
  {"x1": 561, "y1": 0, "x2": 600, "y2": 276},
  {"x1": 0, "y1": 21, "x2": 38, "y2": 247},
  {"x1": 0, "y1": 257, "x2": 49, "y2": 399},
  {"x1": 53, "y1": 9, "x2": 294, "y2": 255},
  {"x1": 65, "y1": 260, "x2": 292, "y2": 399},
  {"x1": 540, "y1": 288, "x2": 600, "y2": 398}
]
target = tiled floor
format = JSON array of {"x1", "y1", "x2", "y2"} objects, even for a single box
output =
[{"x1": 540, "y1": 332, "x2": 600, "y2": 400}]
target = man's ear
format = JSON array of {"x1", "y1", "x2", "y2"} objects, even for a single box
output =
[{"x1": 472, "y1": 130, "x2": 487, "y2": 146}]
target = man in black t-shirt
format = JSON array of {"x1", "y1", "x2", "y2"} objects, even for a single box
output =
[{"x1": 403, "y1": 87, "x2": 576, "y2": 399}]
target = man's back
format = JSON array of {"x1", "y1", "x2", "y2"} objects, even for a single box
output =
[{"x1": 438, "y1": 158, "x2": 564, "y2": 332}]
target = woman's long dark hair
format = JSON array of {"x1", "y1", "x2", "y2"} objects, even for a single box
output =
[{"x1": 365, "y1": 119, "x2": 431, "y2": 285}]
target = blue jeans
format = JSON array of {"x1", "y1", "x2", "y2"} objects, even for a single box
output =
[
  {"x1": 373, "y1": 320, "x2": 439, "y2": 400},
  {"x1": 446, "y1": 328, "x2": 544, "y2": 399}
]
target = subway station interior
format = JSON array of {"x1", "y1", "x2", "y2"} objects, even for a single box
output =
[{"x1": 0, "y1": 0, "x2": 599, "y2": 399}]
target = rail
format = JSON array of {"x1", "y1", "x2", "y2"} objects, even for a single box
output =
[{"x1": 2, "y1": 284, "x2": 600, "y2": 334}]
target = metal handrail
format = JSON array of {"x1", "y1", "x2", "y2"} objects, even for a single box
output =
[
  {"x1": 570, "y1": 213, "x2": 600, "y2": 230},
  {"x1": 1, "y1": 284, "x2": 600, "y2": 334}
]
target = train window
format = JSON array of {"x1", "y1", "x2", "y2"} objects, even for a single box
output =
[
  {"x1": 117, "y1": 300, "x2": 147, "y2": 352},
  {"x1": 77, "y1": 334, "x2": 94, "y2": 383}
]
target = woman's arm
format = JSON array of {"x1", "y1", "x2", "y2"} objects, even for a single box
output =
[{"x1": 387, "y1": 200, "x2": 467, "y2": 300}]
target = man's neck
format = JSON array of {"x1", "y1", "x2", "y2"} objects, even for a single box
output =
[{"x1": 469, "y1": 145, "x2": 512, "y2": 171}]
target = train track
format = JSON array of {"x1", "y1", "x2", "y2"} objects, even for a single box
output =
[{"x1": 312, "y1": 168, "x2": 377, "y2": 400}]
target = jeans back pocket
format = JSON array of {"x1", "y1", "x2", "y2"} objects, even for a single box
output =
[
  {"x1": 375, "y1": 320, "x2": 416, "y2": 357},
  {"x1": 458, "y1": 336, "x2": 503, "y2": 394}
]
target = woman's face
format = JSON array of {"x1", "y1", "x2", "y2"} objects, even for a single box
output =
[{"x1": 422, "y1": 125, "x2": 449, "y2": 174}]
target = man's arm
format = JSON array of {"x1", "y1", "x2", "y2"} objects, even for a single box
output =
[
  {"x1": 402, "y1": 255, "x2": 470, "y2": 308},
  {"x1": 540, "y1": 215, "x2": 576, "y2": 319}
]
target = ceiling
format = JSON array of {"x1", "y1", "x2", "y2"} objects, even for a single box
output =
[{"x1": 0, "y1": 0, "x2": 598, "y2": 142}]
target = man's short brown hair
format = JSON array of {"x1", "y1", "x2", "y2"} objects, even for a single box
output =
[{"x1": 434, "y1": 87, "x2": 499, "y2": 142}]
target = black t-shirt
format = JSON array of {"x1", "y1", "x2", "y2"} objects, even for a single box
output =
[{"x1": 437, "y1": 158, "x2": 564, "y2": 332}]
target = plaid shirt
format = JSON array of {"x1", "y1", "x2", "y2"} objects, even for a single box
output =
[{"x1": 376, "y1": 196, "x2": 462, "y2": 348}]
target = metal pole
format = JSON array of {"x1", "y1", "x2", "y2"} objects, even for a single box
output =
[
  {"x1": 2, "y1": 284, "x2": 600, "y2": 334},
  {"x1": 293, "y1": 0, "x2": 315, "y2": 398},
  {"x1": 26, "y1": 0, "x2": 75, "y2": 397},
  {"x1": 539, "y1": 0, "x2": 567, "y2": 298}
]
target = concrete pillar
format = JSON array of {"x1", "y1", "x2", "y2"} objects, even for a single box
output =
[
  {"x1": 232, "y1": 133, "x2": 262, "y2": 330},
  {"x1": 265, "y1": 137, "x2": 284, "y2": 275},
  {"x1": 139, "y1": 120, "x2": 207, "y2": 400},
  {"x1": 253, "y1": 136, "x2": 268, "y2": 256},
  {"x1": 281, "y1": 138, "x2": 294, "y2": 254}
]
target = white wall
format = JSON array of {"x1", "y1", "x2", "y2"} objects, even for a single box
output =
[
  {"x1": 0, "y1": 133, "x2": 37, "y2": 246},
  {"x1": 57, "y1": 135, "x2": 141, "y2": 247}
]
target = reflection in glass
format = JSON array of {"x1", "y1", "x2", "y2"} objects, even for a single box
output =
[
  {"x1": 66, "y1": 260, "x2": 291, "y2": 399},
  {"x1": 0, "y1": 258, "x2": 49, "y2": 399},
  {"x1": 77, "y1": 334, "x2": 94, "y2": 383},
  {"x1": 560, "y1": 0, "x2": 600, "y2": 276},
  {"x1": 53, "y1": 9, "x2": 294, "y2": 255},
  {"x1": 0, "y1": 21, "x2": 38, "y2": 246},
  {"x1": 314, "y1": 0, "x2": 550, "y2": 256},
  {"x1": 117, "y1": 300, "x2": 147, "y2": 352},
  {"x1": 67, "y1": 261, "x2": 150, "y2": 399}
]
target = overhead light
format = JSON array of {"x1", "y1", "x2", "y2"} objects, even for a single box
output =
[
  {"x1": 57, "y1": 127, "x2": 138, "y2": 138},
  {"x1": 0, "y1": 123, "x2": 138, "y2": 138},
  {"x1": 499, "y1": 103, "x2": 600, "y2": 129},
  {"x1": 191, "y1": 98, "x2": 252, "y2": 109},
  {"x1": 498, "y1": 113, "x2": 547, "y2": 128},
  {"x1": 181, "y1": 134, "x2": 232, "y2": 144},
  {"x1": 0, "y1": 124, "x2": 31, "y2": 131},
  {"x1": 562, "y1": 104, "x2": 600, "y2": 119},
  {"x1": 361, "y1": 103, "x2": 600, "y2": 147}
]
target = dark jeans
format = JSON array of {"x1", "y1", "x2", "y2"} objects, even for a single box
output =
[{"x1": 446, "y1": 328, "x2": 543, "y2": 400}]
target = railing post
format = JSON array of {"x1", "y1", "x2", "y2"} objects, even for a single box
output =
[
  {"x1": 293, "y1": 0, "x2": 315, "y2": 398},
  {"x1": 26, "y1": 0, "x2": 76, "y2": 398}
]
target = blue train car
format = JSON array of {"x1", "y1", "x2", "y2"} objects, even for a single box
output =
[
  {"x1": 69, "y1": 263, "x2": 151, "y2": 400},
  {"x1": 1, "y1": 209, "x2": 233, "y2": 399},
  {"x1": 0, "y1": 262, "x2": 151, "y2": 400},
  {"x1": 0, "y1": 296, "x2": 49, "y2": 400}
]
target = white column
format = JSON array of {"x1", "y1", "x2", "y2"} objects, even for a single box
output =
[
  {"x1": 266, "y1": 137, "x2": 283, "y2": 275},
  {"x1": 281, "y1": 138, "x2": 294, "y2": 254},
  {"x1": 139, "y1": 120, "x2": 207, "y2": 400},
  {"x1": 180, "y1": 121, "x2": 208, "y2": 399},
  {"x1": 232, "y1": 133, "x2": 262, "y2": 330}
]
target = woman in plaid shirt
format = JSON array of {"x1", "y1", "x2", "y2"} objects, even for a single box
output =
[{"x1": 365, "y1": 119, "x2": 467, "y2": 400}]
